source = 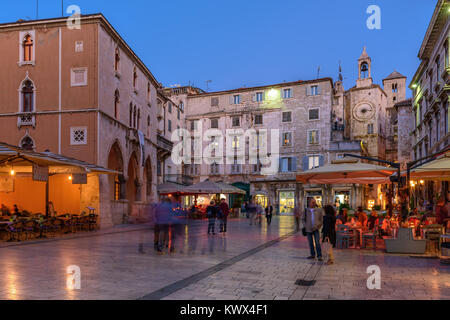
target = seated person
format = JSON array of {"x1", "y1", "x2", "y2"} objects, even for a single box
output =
[
  {"x1": 13, "y1": 204, "x2": 20, "y2": 216},
  {"x1": 368, "y1": 211, "x2": 378, "y2": 231},
  {"x1": 336, "y1": 208, "x2": 348, "y2": 224},
  {"x1": 1, "y1": 204, "x2": 10, "y2": 216}
]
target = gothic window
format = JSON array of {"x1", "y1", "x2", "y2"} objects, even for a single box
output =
[
  {"x1": 22, "y1": 80, "x2": 34, "y2": 112},
  {"x1": 133, "y1": 67, "x2": 137, "y2": 89},
  {"x1": 114, "y1": 47, "x2": 120, "y2": 72},
  {"x1": 20, "y1": 136, "x2": 34, "y2": 151},
  {"x1": 114, "y1": 90, "x2": 120, "y2": 119},
  {"x1": 23, "y1": 35, "x2": 33, "y2": 62},
  {"x1": 361, "y1": 62, "x2": 369, "y2": 79}
]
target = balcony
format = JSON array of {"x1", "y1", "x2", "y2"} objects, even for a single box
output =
[
  {"x1": 157, "y1": 134, "x2": 173, "y2": 160},
  {"x1": 332, "y1": 122, "x2": 345, "y2": 131},
  {"x1": 127, "y1": 128, "x2": 139, "y2": 144},
  {"x1": 17, "y1": 113, "x2": 35, "y2": 128}
]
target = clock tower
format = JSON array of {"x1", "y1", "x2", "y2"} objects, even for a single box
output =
[{"x1": 346, "y1": 47, "x2": 388, "y2": 160}]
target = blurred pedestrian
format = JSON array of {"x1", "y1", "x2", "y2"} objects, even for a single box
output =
[
  {"x1": 219, "y1": 198, "x2": 229, "y2": 233},
  {"x1": 265, "y1": 206, "x2": 272, "y2": 226},
  {"x1": 322, "y1": 205, "x2": 336, "y2": 265},
  {"x1": 248, "y1": 200, "x2": 256, "y2": 225},
  {"x1": 154, "y1": 198, "x2": 172, "y2": 254},
  {"x1": 294, "y1": 205, "x2": 301, "y2": 231},
  {"x1": 206, "y1": 201, "x2": 217, "y2": 235},
  {"x1": 256, "y1": 202, "x2": 263, "y2": 225}
]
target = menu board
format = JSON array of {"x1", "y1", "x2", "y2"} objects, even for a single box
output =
[{"x1": 32, "y1": 164, "x2": 49, "y2": 182}]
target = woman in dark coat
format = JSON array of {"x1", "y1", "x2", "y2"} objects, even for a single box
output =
[{"x1": 322, "y1": 205, "x2": 337, "y2": 248}]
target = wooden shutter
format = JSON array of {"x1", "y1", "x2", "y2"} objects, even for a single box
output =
[
  {"x1": 319, "y1": 155, "x2": 325, "y2": 167},
  {"x1": 302, "y1": 156, "x2": 309, "y2": 171},
  {"x1": 229, "y1": 95, "x2": 234, "y2": 105},
  {"x1": 292, "y1": 157, "x2": 298, "y2": 171}
]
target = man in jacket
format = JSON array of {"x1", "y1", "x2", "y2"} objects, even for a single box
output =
[
  {"x1": 302, "y1": 198, "x2": 324, "y2": 261},
  {"x1": 219, "y1": 198, "x2": 230, "y2": 233}
]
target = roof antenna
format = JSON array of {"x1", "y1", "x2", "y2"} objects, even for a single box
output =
[
  {"x1": 317, "y1": 66, "x2": 321, "y2": 79},
  {"x1": 205, "y1": 80, "x2": 212, "y2": 92},
  {"x1": 338, "y1": 61, "x2": 343, "y2": 82}
]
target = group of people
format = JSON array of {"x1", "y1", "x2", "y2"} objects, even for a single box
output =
[
  {"x1": 297, "y1": 198, "x2": 337, "y2": 265},
  {"x1": 1, "y1": 204, "x2": 20, "y2": 217},
  {"x1": 153, "y1": 197, "x2": 184, "y2": 254},
  {"x1": 206, "y1": 198, "x2": 230, "y2": 235},
  {"x1": 243, "y1": 200, "x2": 273, "y2": 226}
]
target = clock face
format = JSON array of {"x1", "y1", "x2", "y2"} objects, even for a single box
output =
[{"x1": 353, "y1": 103, "x2": 375, "y2": 121}]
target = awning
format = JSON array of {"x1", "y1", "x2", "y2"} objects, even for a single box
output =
[
  {"x1": 157, "y1": 182, "x2": 186, "y2": 195},
  {"x1": 182, "y1": 180, "x2": 246, "y2": 195},
  {"x1": 409, "y1": 152, "x2": 450, "y2": 181},
  {"x1": 297, "y1": 161, "x2": 396, "y2": 184},
  {"x1": 0, "y1": 142, "x2": 117, "y2": 175}
]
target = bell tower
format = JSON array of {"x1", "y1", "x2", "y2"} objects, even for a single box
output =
[{"x1": 356, "y1": 47, "x2": 373, "y2": 88}]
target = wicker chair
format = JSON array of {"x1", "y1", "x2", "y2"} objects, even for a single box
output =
[
  {"x1": 89, "y1": 214, "x2": 99, "y2": 231},
  {"x1": 7, "y1": 221, "x2": 24, "y2": 241},
  {"x1": 22, "y1": 220, "x2": 36, "y2": 240}
]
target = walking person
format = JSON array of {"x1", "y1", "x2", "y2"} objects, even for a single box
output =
[
  {"x1": 256, "y1": 202, "x2": 263, "y2": 226},
  {"x1": 206, "y1": 201, "x2": 217, "y2": 235},
  {"x1": 219, "y1": 198, "x2": 229, "y2": 234},
  {"x1": 248, "y1": 199, "x2": 257, "y2": 225},
  {"x1": 294, "y1": 205, "x2": 301, "y2": 231},
  {"x1": 265, "y1": 206, "x2": 272, "y2": 226},
  {"x1": 322, "y1": 205, "x2": 337, "y2": 265},
  {"x1": 154, "y1": 198, "x2": 172, "y2": 254},
  {"x1": 302, "y1": 198, "x2": 324, "y2": 261}
]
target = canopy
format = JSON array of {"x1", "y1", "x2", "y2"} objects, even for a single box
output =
[
  {"x1": 182, "y1": 180, "x2": 246, "y2": 195},
  {"x1": 0, "y1": 142, "x2": 117, "y2": 175},
  {"x1": 297, "y1": 161, "x2": 396, "y2": 184},
  {"x1": 157, "y1": 182, "x2": 186, "y2": 195},
  {"x1": 408, "y1": 152, "x2": 450, "y2": 181}
]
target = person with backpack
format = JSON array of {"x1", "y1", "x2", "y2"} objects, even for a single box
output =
[{"x1": 206, "y1": 201, "x2": 217, "y2": 235}]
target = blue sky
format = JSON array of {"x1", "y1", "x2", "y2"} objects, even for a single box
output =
[{"x1": 1, "y1": 0, "x2": 435, "y2": 96}]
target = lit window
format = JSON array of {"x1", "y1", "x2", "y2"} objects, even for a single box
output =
[
  {"x1": 283, "y1": 132, "x2": 292, "y2": 146},
  {"x1": 232, "y1": 136, "x2": 240, "y2": 149},
  {"x1": 23, "y1": 35, "x2": 33, "y2": 62},
  {"x1": 308, "y1": 130, "x2": 319, "y2": 145}
]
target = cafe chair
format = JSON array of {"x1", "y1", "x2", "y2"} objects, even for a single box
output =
[
  {"x1": 336, "y1": 225, "x2": 354, "y2": 249},
  {"x1": 22, "y1": 220, "x2": 36, "y2": 240},
  {"x1": 362, "y1": 225, "x2": 378, "y2": 249},
  {"x1": 7, "y1": 221, "x2": 24, "y2": 241}
]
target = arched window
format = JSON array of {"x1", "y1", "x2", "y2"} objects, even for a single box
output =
[
  {"x1": 147, "y1": 83, "x2": 151, "y2": 101},
  {"x1": 133, "y1": 67, "x2": 138, "y2": 89},
  {"x1": 21, "y1": 136, "x2": 34, "y2": 151},
  {"x1": 129, "y1": 103, "x2": 133, "y2": 127},
  {"x1": 133, "y1": 106, "x2": 137, "y2": 128},
  {"x1": 147, "y1": 115, "x2": 150, "y2": 126},
  {"x1": 22, "y1": 80, "x2": 34, "y2": 112},
  {"x1": 23, "y1": 35, "x2": 33, "y2": 62},
  {"x1": 137, "y1": 109, "x2": 141, "y2": 130},
  {"x1": 114, "y1": 90, "x2": 120, "y2": 119},
  {"x1": 114, "y1": 47, "x2": 120, "y2": 72}
]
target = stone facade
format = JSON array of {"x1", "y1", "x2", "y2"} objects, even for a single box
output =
[{"x1": 0, "y1": 14, "x2": 170, "y2": 227}]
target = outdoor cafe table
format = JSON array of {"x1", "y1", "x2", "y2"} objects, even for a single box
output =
[{"x1": 345, "y1": 224, "x2": 363, "y2": 247}]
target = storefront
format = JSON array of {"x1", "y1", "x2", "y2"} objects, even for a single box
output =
[
  {"x1": 333, "y1": 189, "x2": 350, "y2": 208},
  {"x1": 254, "y1": 192, "x2": 269, "y2": 208},
  {"x1": 305, "y1": 190, "x2": 323, "y2": 208},
  {"x1": 279, "y1": 190, "x2": 295, "y2": 215}
]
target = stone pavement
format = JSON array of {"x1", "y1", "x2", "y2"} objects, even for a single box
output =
[{"x1": 0, "y1": 216, "x2": 448, "y2": 300}]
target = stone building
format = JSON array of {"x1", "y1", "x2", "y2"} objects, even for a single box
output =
[
  {"x1": 0, "y1": 14, "x2": 171, "y2": 227},
  {"x1": 409, "y1": 0, "x2": 450, "y2": 201}
]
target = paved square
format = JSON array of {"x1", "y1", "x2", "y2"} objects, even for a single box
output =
[{"x1": 0, "y1": 217, "x2": 448, "y2": 300}]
